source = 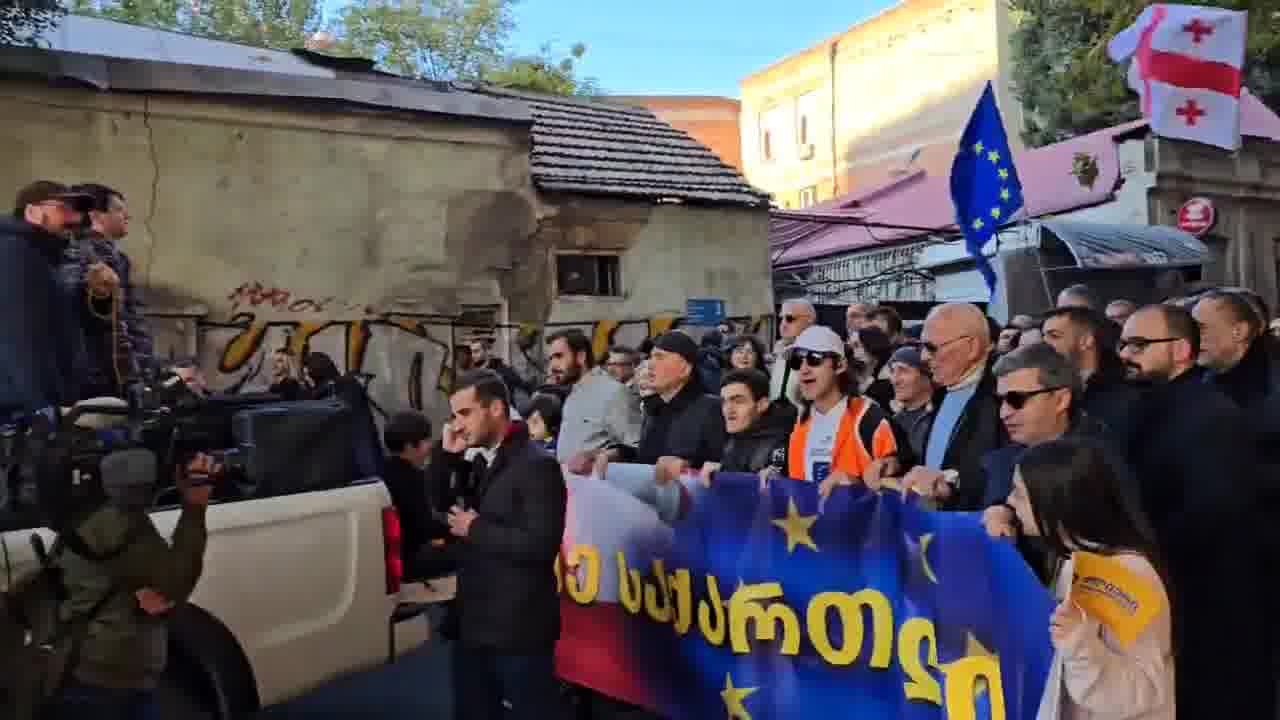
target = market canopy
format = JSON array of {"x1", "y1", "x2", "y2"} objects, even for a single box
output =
[{"x1": 1039, "y1": 219, "x2": 1211, "y2": 269}]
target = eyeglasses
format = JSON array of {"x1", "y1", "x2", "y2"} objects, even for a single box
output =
[
  {"x1": 1116, "y1": 337, "x2": 1179, "y2": 353},
  {"x1": 997, "y1": 386, "x2": 1065, "y2": 410},
  {"x1": 788, "y1": 351, "x2": 839, "y2": 371},
  {"x1": 920, "y1": 335, "x2": 972, "y2": 355}
]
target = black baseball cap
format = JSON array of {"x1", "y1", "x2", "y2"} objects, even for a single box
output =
[
  {"x1": 651, "y1": 331, "x2": 699, "y2": 366},
  {"x1": 13, "y1": 180, "x2": 94, "y2": 216}
]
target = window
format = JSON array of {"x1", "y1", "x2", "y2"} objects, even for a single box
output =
[
  {"x1": 762, "y1": 130, "x2": 773, "y2": 162},
  {"x1": 799, "y1": 115, "x2": 809, "y2": 146},
  {"x1": 798, "y1": 186, "x2": 818, "y2": 208},
  {"x1": 556, "y1": 253, "x2": 622, "y2": 297}
]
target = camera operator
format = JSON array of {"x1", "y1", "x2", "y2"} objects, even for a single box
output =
[
  {"x1": 45, "y1": 447, "x2": 221, "y2": 720},
  {"x1": 427, "y1": 369, "x2": 566, "y2": 720},
  {"x1": 0, "y1": 181, "x2": 118, "y2": 416}
]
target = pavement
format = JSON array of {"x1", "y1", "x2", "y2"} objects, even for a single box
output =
[{"x1": 257, "y1": 637, "x2": 455, "y2": 719}]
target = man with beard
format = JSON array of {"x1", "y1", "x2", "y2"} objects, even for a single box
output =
[
  {"x1": 1192, "y1": 289, "x2": 1274, "y2": 409},
  {"x1": 1118, "y1": 304, "x2": 1271, "y2": 719},
  {"x1": 549, "y1": 329, "x2": 643, "y2": 470},
  {"x1": 0, "y1": 181, "x2": 116, "y2": 415},
  {"x1": 1040, "y1": 306, "x2": 1140, "y2": 452}
]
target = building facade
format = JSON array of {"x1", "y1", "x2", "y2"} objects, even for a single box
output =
[
  {"x1": 612, "y1": 95, "x2": 744, "y2": 171},
  {"x1": 4, "y1": 18, "x2": 773, "y2": 422},
  {"x1": 739, "y1": 0, "x2": 1021, "y2": 210}
]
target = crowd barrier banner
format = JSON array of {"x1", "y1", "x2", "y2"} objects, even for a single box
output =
[{"x1": 554, "y1": 465, "x2": 1055, "y2": 719}]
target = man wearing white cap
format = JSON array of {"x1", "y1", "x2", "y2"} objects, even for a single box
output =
[{"x1": 782, "y1": 326, "x2": 899, "y2": 496}]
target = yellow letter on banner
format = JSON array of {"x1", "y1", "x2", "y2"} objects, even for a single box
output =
[
  {"x1": 554, "y1": 554, "x2": 562, "y2": 594},
  {"x1": 617, "y1": 552, "x2": 643, "y2": 615},
  {"x1": 698, "y1": 575, "x2": 727, "y2": 646},
  {"x1": 669, "y1": 569, "x2": 693, "y2": 636},
  {"x1": 644, "y1": 559, "x2": 673, "y2": 623},
  {"x1": 565, "y1": 546, "x2": 600, "y2": 604},
  {"x1": 728, "y1": 582, "x2": 801, "y2": 655},
  {"x1": 898, "y1": 618, "x2": 942, "y2": 705},
  {"x1": 944, "y1": 656, "x2": 1006, "y2": 720},
  {"x1": 806, "y1": 590, "x2": 894, "y2": 667}
]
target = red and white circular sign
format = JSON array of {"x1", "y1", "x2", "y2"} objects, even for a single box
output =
[{"x1": 1177, "y1": 197, "x2": 1216, "y2": 236}]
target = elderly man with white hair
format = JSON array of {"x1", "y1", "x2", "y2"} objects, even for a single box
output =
[
  {"x1": 770, "y1": 298, "x2": 816, "y2": 410},
  {"x1": 896, "y1": 302, "x2": 1009, "y2": 510}
]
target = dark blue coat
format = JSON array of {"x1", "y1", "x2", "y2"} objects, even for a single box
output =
[{"x1": 0, "y1": 217, "x2": 88, "y2": 414}]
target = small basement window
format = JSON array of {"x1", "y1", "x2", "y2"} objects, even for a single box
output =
[{"x1": 556, "y1": 253, "x2": 622, "y2": 297}]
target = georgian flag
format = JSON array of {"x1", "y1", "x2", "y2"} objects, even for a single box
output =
[{"x1": 1108, "y1": 4, "x2": 1248, "y2": 150}]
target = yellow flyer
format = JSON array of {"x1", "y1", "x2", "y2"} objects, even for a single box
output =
[{"x1": 1069, "y1": 551, "x2": 1164, "y2": 648}]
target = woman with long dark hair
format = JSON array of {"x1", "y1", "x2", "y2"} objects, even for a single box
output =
[
  {"x1": 1009, "y1": 437, "x2": 1173, "y2": 720},
  {"x1": 848, "y1": 327, "x2": 894, "y2": 408},
  {"x1": 726, "y1": 334, "x2": 767, "y2": 372}
]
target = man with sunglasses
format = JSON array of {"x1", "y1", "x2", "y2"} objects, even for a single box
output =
[
  {"x1": 769, "y1": 299, "x2": 816, "y2": 411},
  {"x1": 899, "y1": 303, "x2": 1007, "y2": 510},
  {"x1": 1117, "y1": 303, "x2": 1271, "y2": 720},
  {"x1": 782, "y1": 326, "x2": 898, "y2": 497},
  {"x1": 0, "y1": 181, "x2": 119, "y2": 417},
  {"x1": 978, "y1": 343, "x2": 1113, "y2": 579}
]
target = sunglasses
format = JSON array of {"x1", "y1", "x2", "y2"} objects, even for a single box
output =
[
  {"x1": 787, "y1": 351, "x2": 839, "y2": 371},
  {"x1": 780, "y1": 314, "x2": 798, "y2": 323},
  {"x1": 996, "y1": 386, "x2": 1065, "y2": 410},
  {"x1": 920, "y1": 335, "x2": 972, "y2": 355},
  {"x1": 1116, "y1": 336, "x2": 1178, "y2": 353}
]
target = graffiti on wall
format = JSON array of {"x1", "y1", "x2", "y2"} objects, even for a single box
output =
[{"x1": 174, "y1": 286, "x2": 773, "y2": 421}]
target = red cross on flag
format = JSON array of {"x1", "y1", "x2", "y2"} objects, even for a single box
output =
[{"x1": 1108, "y1": 4, "x2": 1247, "y2": 150}]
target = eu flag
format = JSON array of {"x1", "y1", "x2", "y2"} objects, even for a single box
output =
[{"x1": 951, "y1": 82, "x2": 1024, "y2": 297}]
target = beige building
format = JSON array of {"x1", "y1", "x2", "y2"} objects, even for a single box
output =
[
  {"x1": 740, "y1": 0, "x2": 1021, "y2": 209},
  {"x1": 2, "y1": 17, "x2": 772, "y2": 420}
]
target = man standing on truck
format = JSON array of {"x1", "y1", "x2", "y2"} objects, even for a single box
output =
[{"x1": 430, "y1": 369, "x2": 567, "y2": 720}]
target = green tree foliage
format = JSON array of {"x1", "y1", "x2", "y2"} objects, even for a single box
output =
[
  {"x1": 69, "y1": 0, "x2": 322, "y2": 49},
  {"x1": 336, "y1": 0, "x2": 597, "y2": 95},
  {"x1": 484, "y1": 41, "x2": 600, "y2": 95},
  {"x1": 1010, "y1": 0, "x2": 1280, "y2": 146},
  {"x1": 1, "y1": 0, "x2": 65, "y2": 46}
]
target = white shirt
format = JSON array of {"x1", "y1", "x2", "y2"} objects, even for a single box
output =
[{"x1": 803, "y1": 397, "x2": 847, "y2": 484}]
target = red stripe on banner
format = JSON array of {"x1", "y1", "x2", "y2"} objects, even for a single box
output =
[
  {"x1": 555, "y1": 599, "x2": 660, "y2": 712},
  {"x1": 1135, "y1": 5, "x2": 1168, "y2": 115},
  {"x1": 1146, "y1": 50, "x2": 1242, "y2": 97}
]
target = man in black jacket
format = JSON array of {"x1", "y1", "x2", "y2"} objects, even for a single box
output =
[
  {"x1": 701, "y1": 368, "x2": 791, "y2": 477},
  {"x1": 429, "y1": 369, "x2": 566, "y2": 720},
  {"x1": 0, "y1": 181, "x2": 114, "y2": 416},
  {"x1": 1118, "y1": 304, "x2": 1272, "y2": 719},
  {"x1": 382, "y1": 411, "x2": 453, "y2": 580}
]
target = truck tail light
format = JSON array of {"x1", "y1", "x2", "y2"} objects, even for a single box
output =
[{"x1": 382, "y1": 506, "x2": 404, "y2": 595}]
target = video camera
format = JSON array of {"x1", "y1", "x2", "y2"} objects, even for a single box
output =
[{"x1": 0, "y1": 369, "x2": 277, "y2": 529}]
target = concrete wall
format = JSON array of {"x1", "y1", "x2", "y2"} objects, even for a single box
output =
[
  {"x1": 0, "y1": 79, "x2": 538, "y2": 420},
  {"x1": 740, "y1": 0, "x2": 1020, "y2": 208},
  {"x1": 1148, "y1": 135, "x2": 1280, "y2": 305},
  {"x1": 3, "y1": 79, "x2": 776, "y2": 420}
]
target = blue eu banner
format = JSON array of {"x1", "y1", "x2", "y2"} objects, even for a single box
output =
[
  {"x1": 950, "y1": 81, "x2": 1025, "y2": 297},
  {"x1": 556, "y1": 469, "x2": 1055, "y2": 719}
]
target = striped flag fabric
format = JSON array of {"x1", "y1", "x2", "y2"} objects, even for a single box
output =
[{"x1": 1108, "y1": 4, "x2": 1248, "y2": 150}]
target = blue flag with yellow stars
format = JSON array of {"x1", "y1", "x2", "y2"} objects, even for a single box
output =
[
  {"x1": 554, "y1": 470, "x2": 1056, "y2": 720},
  {"x1": 950, "y1": 81, "x2": 1024, "y2": 297}
]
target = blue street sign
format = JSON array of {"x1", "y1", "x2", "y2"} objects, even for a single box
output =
[{"x1": 685, "y1": 298, "x2": 726, "y2": 327}]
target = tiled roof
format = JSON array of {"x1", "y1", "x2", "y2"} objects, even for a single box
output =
[{"x1": 476, "y1": 86, "x2": 770, "y2": 208}]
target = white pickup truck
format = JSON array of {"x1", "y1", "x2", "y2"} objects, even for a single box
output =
[{"x1": 1, "y1": 476, "x2": 428, "y2": 718}]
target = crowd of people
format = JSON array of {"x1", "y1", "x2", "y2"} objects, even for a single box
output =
[
  {"x1": 5, "y1": 177, "x2": 1277, "y2": 719},
  {"x1": 384, "y1": 282, "x2": 1279, "y2": 720}
]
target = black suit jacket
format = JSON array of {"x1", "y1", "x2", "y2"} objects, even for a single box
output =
[
  {"x1": 1127, "y1": 371, "x2": 1271, "y2": 717},
  {"x1": 922, "y1": 358, "x2": 1009, "y2": 511},
  {"x1": 425, "y1": 423, "x2": 566, "y2": 652}
]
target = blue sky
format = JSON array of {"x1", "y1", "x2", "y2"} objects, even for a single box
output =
[
  {"x1": 322, "y1": 1, "x2": 898, "y2": 97},
  {"x1": 507, "y1": 1, "x2": 896, "y2": 96}
]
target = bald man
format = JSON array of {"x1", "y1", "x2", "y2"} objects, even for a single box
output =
[
  {"x1": 771, "y1": 299, "x2": 816, "y2": 409},
  {"x1": 899, "y1": 303, "x2": 1008, "y2": 510}
]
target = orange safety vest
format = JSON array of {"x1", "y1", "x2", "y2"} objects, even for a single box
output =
[{"x1": 787, "y1": 396, "x2": 899, "y2": 481}]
